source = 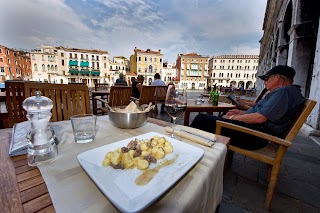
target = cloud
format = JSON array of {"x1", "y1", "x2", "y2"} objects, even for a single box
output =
[{"x1": 0, "y1": 0, "x2": 267, "y2": 62}]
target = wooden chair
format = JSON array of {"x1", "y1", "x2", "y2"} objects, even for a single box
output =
[
  {"x1": 95, "y1": 86, "x2": 132, "y2": 113},
  {"x1": 5, "y1": 80, "x2": 29, "y2": 127},
  {"x1": 154, "y1": 86, "x2": 168, "y2": 116},
  {"x1": 94, "y1": 83, "x2": 109, "y2": 91},
  {"x1": 131, "y1": 86, "x2": 156, "y2": 115},
  {"x1": 25, "y1": 82, "x2": 91, "y2": 121},
  {"x1": 114, "y1": 82, "x2": 128, "y2": 87},
  {"x1": 215, "y1": 99, "x2": 316, "y2": 210}
]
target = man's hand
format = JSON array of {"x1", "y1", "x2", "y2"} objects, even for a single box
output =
[{"x1": 226, "y1": 109, "x2": 245, "y2": 116}]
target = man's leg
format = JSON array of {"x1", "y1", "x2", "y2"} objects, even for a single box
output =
[{"x1": 190, "y1": 114, "x2": 269, "y2": 150}]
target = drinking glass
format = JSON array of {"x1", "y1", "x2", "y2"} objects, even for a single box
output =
[{"x1": 165, "y1": 89, "x2": 187, "y2": 138}]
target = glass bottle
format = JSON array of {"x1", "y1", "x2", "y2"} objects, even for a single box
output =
[
  {"x1": 22, "y1": 91, "x2": 58, "y2": 166},
  {"x1": 213, "y1": 88, "x2": 220, "y2": 106}
]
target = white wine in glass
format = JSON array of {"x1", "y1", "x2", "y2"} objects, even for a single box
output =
[{"x1": 165, "y1": 89, "x2": 187, "y2": 138}]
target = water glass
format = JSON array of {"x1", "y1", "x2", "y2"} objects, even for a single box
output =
[{"x1": 70, "y1": 114, "x2": 97, "y2": 143}]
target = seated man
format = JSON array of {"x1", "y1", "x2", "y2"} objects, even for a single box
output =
[{"x1": 190, "y1": 65, "x2": 305, "y2": 150}]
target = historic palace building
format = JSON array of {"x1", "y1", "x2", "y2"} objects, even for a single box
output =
[
  {"x1": 130, "y1": 47, "x2": 164, "y2": 85},
  {"x1": 30, "y1": 46, "x2": 110, "y2": 87},
  {"x1": 176, "y1": 53, "x2": 209, "y2": 89},
  {"x1": 109, "y1": 56, "x2": 129, "y2": 85},
  {"x1": 0, "y1": 45, "x2": 31, "y2": 82},
  {"x1": 162, "y1": 62, "x2": 178, "y2": 84},
  {"x1": 259, "y1": 0, "x2": 320, "y2": 132},
  {"x1": 208, "y1": 55, "x2": 259, "y2": 89}
]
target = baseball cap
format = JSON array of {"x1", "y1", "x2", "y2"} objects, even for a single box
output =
[{"x1": 258, "y1": 65, "x2": 296, "y2": 80}]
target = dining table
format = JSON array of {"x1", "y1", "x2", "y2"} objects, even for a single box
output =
[
  {"x1": 91, "y1": 90, "x2": 110, "y2": 115},
  {"x1": 184, "y1": 99, "x2": 237, "y2": 126},
  {"x1": 0, "y1": 117, "x2": 230, "y2": 213}
]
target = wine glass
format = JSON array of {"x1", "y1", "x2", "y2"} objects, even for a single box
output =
[{"x1": 165, "y1": 88, "x2": 187, "y2": 138}]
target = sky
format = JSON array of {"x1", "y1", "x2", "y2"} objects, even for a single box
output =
[{"x1": 0, "y1": 0, "x2": 267, "y2": 62}]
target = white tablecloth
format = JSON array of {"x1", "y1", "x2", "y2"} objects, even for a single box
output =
[{"x1": 39, "y1": 116, "x2": 227, "y2": 213}]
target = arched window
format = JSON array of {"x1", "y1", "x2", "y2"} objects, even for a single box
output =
[
  {"x1": 42, "y1": 64, "x2": 45, "y2": 72},
  {"x1": 55, "y1": 65, "x2": 58, "y2": 71},
  {"x1": 34, "y1": 64, "x2": 38, "y2": 71},
  {"x1": 51, "y1": 65, "x2": 54, "y2": 71},
  {"x1": 47, "y1": 65, "x2": 50, "y2": 71}
]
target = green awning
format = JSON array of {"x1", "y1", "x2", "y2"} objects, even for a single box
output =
[
  {"x1": 69, "y1": 60, "x2": 78, "y2": 66},
  {"x1": 80, "y1": 71, "x2": 101, "y2": 75},
  {"x1": 68, "y1": 70, "x2": 79, "y2": 74},
  {"x1": 91, "y1": 71, "x2": 100, "y2": 75},
  {"x1": 80, "y1": 61, "x2": 89, "y2": 67}
]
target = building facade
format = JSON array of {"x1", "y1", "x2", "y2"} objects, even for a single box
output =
[
  {"x1": 176, "y1": 53, "x2": 209, "y2": 89},
  {"x1": 258, "y1": 0, "x2": 320, "y2": 130},
  {"x1": 208, "y1": 55, "x2": 259, "y2": 89},
  {"x1": 109, "y1": 56, "x2": 128, "y2": 85},
  {"x1": 130, "y1": 47, "x2": 163, "y2": 85},
  {"x1": 30, "y1": 46, "x2": 110, "y2": 87},
  {"x1": 0, "y1": 45, "x2": 31, "y2": 82},
  {"x1": 162, "y1": 62, "x2": 178, "y2": 84}
]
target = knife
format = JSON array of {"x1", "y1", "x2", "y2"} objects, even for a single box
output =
[{"x1": 174, "y1": 127, "x2": 216, "y2": 144}]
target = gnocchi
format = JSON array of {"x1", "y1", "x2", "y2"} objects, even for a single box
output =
[{"x1": 102, "y1": 136, "x2": 173, "y2": 170}]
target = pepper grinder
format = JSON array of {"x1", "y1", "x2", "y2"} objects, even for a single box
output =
[{"x1": 23, "y1": 91, "x2": 58, "y2": 166}]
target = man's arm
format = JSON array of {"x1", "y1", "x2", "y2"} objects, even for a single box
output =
[{"x1": 228, "y1": 112, "x2": 267, "y2": 124}]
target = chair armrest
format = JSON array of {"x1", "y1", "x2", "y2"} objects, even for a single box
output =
[
  {"x1": 94, "y1": 97, "x2": 109, "y2": 104},
  {"x1": 215, "y1": 120, "x2": 292, "y2": 147},
  {"x1": 130, "y1": 97, "x2": 139, "y2": 102}
]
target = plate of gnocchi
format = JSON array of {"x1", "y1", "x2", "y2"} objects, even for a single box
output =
[{"x1": 77, "y1": 132, "x2": 204, "y2": 213}]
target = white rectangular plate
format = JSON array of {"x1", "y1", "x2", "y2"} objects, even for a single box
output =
[{"x1": 77, "y1": 132, "x2": 204, "y2": 213}]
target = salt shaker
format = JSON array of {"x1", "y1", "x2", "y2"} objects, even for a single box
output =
[{"x1": 22, "y1": 91, "x2": 58, "y2": 166}]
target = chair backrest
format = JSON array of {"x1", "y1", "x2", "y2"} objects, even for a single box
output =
[
  {"x1": 5, "y1": 80, "x2": 28, "y2": 127},
  {"x1": 138, "y1": 86, "x2": 156, "y2": 106},
  {"x1": 155, "y1": 86, "x2": 168, "y2": 102},
  {"x1": 25, "y1": 82, "x2": 90, "y2": 121},
  {"x1": 108, "y1": 86, "x2": 132, "y2": 107},
  {"x1": 284, "y1": 99, "x2": 317, "y2": 142},
  {"x1": 95, "y1": 83, "x2": 109, "y2": 91},
  {"x1": 114, "y1": 82, "x2": 128, "y2": 86}
]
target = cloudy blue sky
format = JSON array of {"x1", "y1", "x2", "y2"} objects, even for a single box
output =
[{"x1": 0, "y1": 0, "x2": 267, "y2": 62}]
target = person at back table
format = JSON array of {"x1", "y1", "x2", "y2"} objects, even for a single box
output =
[
  {"x1": 115, "y1": 73, "x2": 128, "y2": 86},
  {"x1": 132, "y1": 75, "x2": 145, "y2": 98},
  {"x1": 151, "y1": 73, "x2": 166, "y2": 113},
  {"x1": 190, "y1": 65, "x2": 305, "y2": 150},
  {"x1": 151, "y1": 73, "x2": 166, "y2": 86}
]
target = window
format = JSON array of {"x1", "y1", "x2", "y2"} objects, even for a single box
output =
[
  {"x1": 104, "y1": 63, "x2": 106, "y2": 68},
  {"x1": 0, "y1": 48, "x2": 2, "y2": 53},
  {"x1": 70, "y1": 53, "x2": 72, "y2": 58},
  {"x1": 7, "y1": 58, "x2": 10, "y2": 63},
  {"x1": 34, "y1": 64, "x2": 38, "y2": 71},
  {"x1": 42, "y1": 64, "x2": 45, "y2": 72},
  {"x1": 75, "y1": 54, "x2": 77, "y2": 58},
  {"x1": 62, "y1": 59, "x2": 64, "y2": 66},
  {"x1": 145, "y1": 57, "x2": 147, "y2": 62},
  {"x1": 47, "y1": 65, "x2": 50, "y2": 71},
  {"x1": 160, "y1": 58, "x2": 162, "y2": 63},
  {"x1": 138, "y1": 56, "x2": 141, "y2": 62},
  {"x1": 0, "y1": 58, "x2": 3, "y2": 62},
  {"x1": 0, "y1": 67, "x2": 4, "y2": 73},
  {"x1": 96, "y1": 56, "x2": 99, "y2": 60},
  {"x1": 55, "y1": 65, "x2": 58, "y2": 71},
  {"x1": 97, "y1": 62, "x2": 99, "y2": 68},
  {"x1": 42, "y1": 55, "x2": 45, "y2": 61},
  {"x1": 61, "y1": 53, "x2": 64, "y2": 57},
  {"x1": 6, "y1": 50, "x2": 9, "y2": 55}
]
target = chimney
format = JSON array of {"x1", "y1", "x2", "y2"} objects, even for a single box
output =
[{"x1": 158, "y1": 49, "x2": 161, "y2": 54}]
